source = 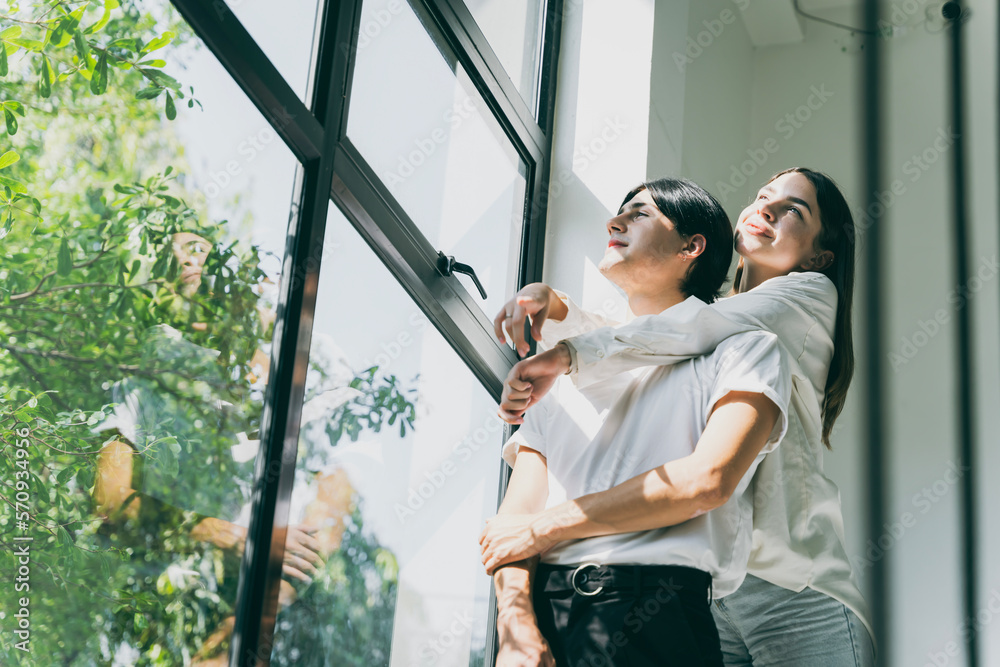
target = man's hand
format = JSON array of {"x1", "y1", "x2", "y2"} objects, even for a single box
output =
[
  {"x1": 494, "y1": 283, "x2": 568, "y2": 358},
  {"x1": 498, "y1": 343, "x2": 572, "y2": 423},
  {"x1": 480, "y1": 514, "x2": 557, "y2": 575}
]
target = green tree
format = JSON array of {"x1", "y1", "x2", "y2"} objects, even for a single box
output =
[{"x1": 0, "y1": 2, "x2": 413, "y2": 664}]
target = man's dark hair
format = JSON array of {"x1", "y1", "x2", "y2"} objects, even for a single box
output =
[{"x1": 620, "y1": 177, "x2": 733, "y2": 303}]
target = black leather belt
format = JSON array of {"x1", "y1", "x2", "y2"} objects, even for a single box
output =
[{"x1": 535, "y1": 562, "x2": 712, "y2": 600}]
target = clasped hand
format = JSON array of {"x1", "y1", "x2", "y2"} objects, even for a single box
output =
[
  {"x1": 479, "y1": 513, "x2": 555, "y2": 575},
  {"x1": 493, "y1": 284, "x2": 572, "y2": 424}
]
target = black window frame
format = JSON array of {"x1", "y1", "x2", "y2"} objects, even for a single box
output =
[{"x1": 168, "y1": 0, "x2": 563, "y2": 665}]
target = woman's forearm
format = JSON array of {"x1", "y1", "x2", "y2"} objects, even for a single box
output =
[
  {"x1": 564, "y1": 273, "x2": 834, "y2": 388},
  {"x1": 532, "y1": 455, "x2": 720, "y2": 543},
  {"x1": 532, "y1": 391, "x2": 780, "y2": 544}
]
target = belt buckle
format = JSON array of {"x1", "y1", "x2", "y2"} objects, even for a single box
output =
[{"x1": 571, "y1": 562, "x2": 604, "y2": 597}]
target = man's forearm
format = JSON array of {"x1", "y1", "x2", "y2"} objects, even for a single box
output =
[
  {"x1": 494, "y1": 557, "x2": 538, "y2": 616},
  {"x1": 191, "y1": 516, "x2": 247, "y2": 551},
  {"x1": 494, "y1": 557, "x2": 542, "y2": 643}
]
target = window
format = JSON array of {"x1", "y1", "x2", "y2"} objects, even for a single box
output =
[
  {"x1": 347, "y1": 0, "x2": 529, "y2": 318},
  {"x1": 160, "y1": 0, "x2": 562, "y2": 665},
  {"x1": 0, "y1": 0, "x2": 559, "y2": 663},
  {"x1": 268, "y1": 203, "x2": 505, "y2": 666}
]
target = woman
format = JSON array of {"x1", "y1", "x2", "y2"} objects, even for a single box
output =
[{"x1": 482, "y1": 168, "x2": 875, "y2": 666}]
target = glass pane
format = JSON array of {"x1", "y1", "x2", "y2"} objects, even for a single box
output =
[
  {"x1": 228, "y1": 0, "x2": 322, "y2": 104},
  {"x1": 0, "y1": 2, "x2": 297, "y2": 664},
  {"x1": 464, "y1": 0, "x2": 545, "y2": 111},
  {"x1": 348, "y1": 0, "x2": 528, "y2": 319},
  {"x1": 267, "y1": 203, "x2": 504, "y2": 666}
]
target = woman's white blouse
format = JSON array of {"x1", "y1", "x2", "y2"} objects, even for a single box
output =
[{"x1": 539, "y1": 271, "x2": 874, "y2": 642}]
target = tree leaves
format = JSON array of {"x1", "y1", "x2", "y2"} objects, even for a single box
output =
[
  {"x1": 73, "y1": 30, "x2": 90, "y2": 60},
  {"x1": 4, "y1": 109, "x2": 17, "y2": 135},
  {"x1": 58, "y1": 237, "x2": 73, "y2": 276},
  {"x1": 83, "y1": 0, "x2": 121, "y2": 36},
  {"x1": 164, "y1": 92, "x2": 176, "y2": 120},
  {"x1": 38, "y1": 54, "x2": 54, "y2": 98},
  {"x1": 90, "y1": 51, "x2": 109, "y2": 95},
  {"x1": 140, "y1": 31, "x2": 176, "y2": 56},
  {"x1": 0, "y1": 149, "x2": 19, "y2": 170},
  {"x1": 50, "y1": 14, "x2": 83, "y2": 49},
  {"x1": 3, "y1": 101, "x2": 25, "y2": 135},
  {"x1": 135, "y1": 87, "x2": 162, "y2": 100},
  {"x1": 142, "y1": 69, "x2": 181, "y2": 92}
]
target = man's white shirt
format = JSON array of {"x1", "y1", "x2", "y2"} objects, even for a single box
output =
[
  {"x1": 533, "y1": 271, "x2": 874, "y2": 641},
  {"x1": 503, "y1": 330, "x2": 792, "y2": 598}
]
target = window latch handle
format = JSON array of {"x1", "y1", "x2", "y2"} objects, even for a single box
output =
[{"x1": 436, "y1": 251, "x2": 487, "y2": 300}]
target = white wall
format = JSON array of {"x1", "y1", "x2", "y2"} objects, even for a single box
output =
[
  {"x1": 542, "y1": 1, "x2": 1000, "y2": 665},
  {"x1": 542, "y1": 0, "x2": 659, "y2": 323}
]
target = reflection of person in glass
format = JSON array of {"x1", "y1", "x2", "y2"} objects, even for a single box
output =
[
  {"x1": 483, "y1": 179, "x2": 792, "y2": 666},
  {"x1": 92, "y1": 230, "x2": 323, "y2": 660}
]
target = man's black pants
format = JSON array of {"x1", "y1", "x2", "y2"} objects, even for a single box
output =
[{"x1": 533, "y1": 562, "x2": 724, "y2": 667}]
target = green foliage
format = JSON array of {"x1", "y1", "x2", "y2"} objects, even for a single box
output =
[
  {"x1": 0, "y1": 2, "x2": 412, "y2": 664},
  {"x1": 0, "y1": 1, "x2": 200, "y2": 232},
  {"x1": 330, "y1": 368, "x2": 417, "y2": 445}
]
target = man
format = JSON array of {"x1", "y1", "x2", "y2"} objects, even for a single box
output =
[{"x1": 483, "y1": 178, "x2": 793, "y2": 666}]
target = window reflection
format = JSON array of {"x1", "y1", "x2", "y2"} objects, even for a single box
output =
[
  {"x1": 267, "y1": 203, "x2": 504, "y2": 666},
  {"x1": 0, "y1": 1, "x2": 295, "y2": 664}
]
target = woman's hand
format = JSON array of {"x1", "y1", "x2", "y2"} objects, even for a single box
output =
[
  {"x1": 480, "y1": 513, "x2": 557, "y2": 575},
  {"x1": 281, "y1": 524, "x2": 324, "y2": 585},
  {"x1": 494, "y1": 283, "x2": 568, "y2": 358},
  {"x1": 498, "y1": 343, "x2": 572, "y2": 423}
]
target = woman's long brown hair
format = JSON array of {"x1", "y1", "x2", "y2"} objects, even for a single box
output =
[{"x1": 732, "y1": 167, "x2": 856, "y2": 448}]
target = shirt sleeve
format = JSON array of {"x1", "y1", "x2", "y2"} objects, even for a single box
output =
[
  {"x1": 707, "y1": 331, "x2": 793, "y2": 454},
  {"x1": 90, "y1": 381, "x2": 139, "y2": 444},
  {"x1": 536, "y1": 289, "x2": 623, "y2": 350},
  {"x1": 501, "y1": 394, "x2": 550, "y2": 468},
  {"x1": 562, "y1": 272, "x2": 837, "y2": 389}
]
